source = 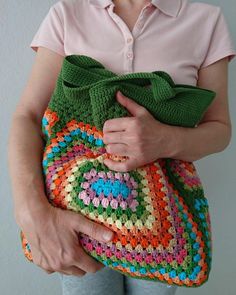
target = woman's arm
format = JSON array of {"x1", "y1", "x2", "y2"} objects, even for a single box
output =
[
  {"x1": 102, "y1": 57, "x2": 232, "y2": 172},
  {"x1": 8, "y1": 47, "x2": 113, "y2": 276},
  {"x1": 164, "y1": 56, "x2": 232, "y2": 162},
  {"x1": 8, "y1": 47, "x2": 64, "y2": 221}
]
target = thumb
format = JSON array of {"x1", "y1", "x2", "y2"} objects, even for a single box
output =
[
  {"x1": 75, "y1": 213, "x2": 114, "y2": 243},
  {"x1": 116, "y1": 90, "x2": 147, "y2": 117}
]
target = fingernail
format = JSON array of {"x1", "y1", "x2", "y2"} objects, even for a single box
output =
[{"x1": 103, "y1": 231, "x2": 113, "y2": 242}]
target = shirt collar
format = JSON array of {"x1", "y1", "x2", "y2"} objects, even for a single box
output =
[{"x1": 88, "y1": 0, "x2": 182, "y2": 18}]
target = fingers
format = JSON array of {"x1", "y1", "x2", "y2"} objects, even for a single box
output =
[
  {"x1": 41, "y1": 247, "x2": 104, "y2": 275},
  {"x1": 72, "y1": 246, "x2": 105, "y2": 273},
  {"x1": 73, "y1": 215, "x2": 114, "y2": 243},
  {"x1": 115, "y1": 90, "x2": 148, "y2": 117},
  {"x1": 105, "y1": 143, "x2": 128, "y2": 156},
  {"x1": 103, "y1": 117, "x2": 133, "y2": 133},
  {"x1": 104, "y1": 158, "x2": 137, "y2": 172},
  {"x1": 22, "y1": 208, "x2": 108, "y2": 279},
  {"x1": 103, "y1": 132, "x2": 126, "y2": 145}
]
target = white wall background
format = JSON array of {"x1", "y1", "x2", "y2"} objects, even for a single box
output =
[{"x1": 1, "y1": 1, "x2": 235, "y2": 294}]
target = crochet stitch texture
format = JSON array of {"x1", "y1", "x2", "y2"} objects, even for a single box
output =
[{"x1": 20, "y1": 54, "x2": 216, "y2": 288}]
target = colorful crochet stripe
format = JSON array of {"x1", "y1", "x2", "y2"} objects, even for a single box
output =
[{"x1": 20, "y1": 55, "x2": 215, "y2": 288}]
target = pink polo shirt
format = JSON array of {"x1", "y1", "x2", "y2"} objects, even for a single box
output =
[{"x1": 30, "y1": 0, "x2": 236, "y2": 86}]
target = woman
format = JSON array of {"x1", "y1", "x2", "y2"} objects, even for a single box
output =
[{"x1": 8, "y1": 0, "x2": 236, "y2": 294}]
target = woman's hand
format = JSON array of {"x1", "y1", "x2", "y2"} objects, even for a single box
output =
[
  {"x1": 102, "y1": 91, "x2": 175, "y2": 172},
  {"x1": 17, "y1": 201, "x2": 114, "y2": 276}
]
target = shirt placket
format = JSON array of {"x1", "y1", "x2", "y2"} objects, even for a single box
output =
[{"x1": 107, "y1": 3, "x2": 154, "y2": 74}]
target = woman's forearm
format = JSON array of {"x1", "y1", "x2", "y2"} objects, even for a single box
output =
[
  {"x1": 163, "y1": 121, "x2": 232, "y2": 162},
  {"x1": 7, "y1": 114, "x2": 49, "y2": 223}
]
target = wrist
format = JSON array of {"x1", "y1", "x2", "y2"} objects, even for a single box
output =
[
  {"x1": 158, "y1": 123, "x2": 183, "y2": 159},
  {"x1": 14, "y1": 194, "x2": 51, "y2": 227}
]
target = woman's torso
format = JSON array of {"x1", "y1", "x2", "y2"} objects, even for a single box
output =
[{"x1": 30, "y1": 0, "x2": 235, "y2": 86}]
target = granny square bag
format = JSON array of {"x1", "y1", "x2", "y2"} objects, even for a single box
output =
[{"x1": 20, "y1": 55, "x2": 215, "y2": 288}]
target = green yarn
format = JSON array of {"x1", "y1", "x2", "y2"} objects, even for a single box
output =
[{"x1": 47, "y1": 54, "x2": 216, "y2": 137}]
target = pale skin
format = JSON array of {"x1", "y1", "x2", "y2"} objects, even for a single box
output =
[{"x1": 8, "y1": 0, "x2": 232, "y2": 277}]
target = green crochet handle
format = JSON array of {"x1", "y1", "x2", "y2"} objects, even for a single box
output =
[{"x1": 55, "y1": 54, "x2": 216, "y2": 130}]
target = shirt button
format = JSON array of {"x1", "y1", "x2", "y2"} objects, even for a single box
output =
[
  {"x1": 126, "y1": 52, "x2": 133, "y2": 59},
  {"x1": 136, "y1": 22, "x2": 143, "y2": 29},
  {"x1": 127, "y1": 37, "x2": 133, "y2": 43}
]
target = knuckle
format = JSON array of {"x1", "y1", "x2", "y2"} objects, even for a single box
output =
[
  {"x1": 62, "y1": 256, "x2": 72, "y2": 266},
  {"x1": 58, "y1": 247, "x2": 67, "y2": 260},
  {"x1": 103, "y1": 120, "x2": 111, "y2": 132},
  {"x1": 89, "y1": 221, "x2": 100, "y2": 239},
  {"x1": 103, "y1": 124, "x2": 106, "y2": 132},
  {"x1": 57, "y1": 248, "x2": 73, "y2": 266},
  {"x1": 103, "y1": 121, "x2": 108, "y2": 130}
]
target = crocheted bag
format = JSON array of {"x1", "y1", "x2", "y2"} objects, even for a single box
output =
[{"x1": 20, "y1": 54, "x2": 215, "y2": 288}]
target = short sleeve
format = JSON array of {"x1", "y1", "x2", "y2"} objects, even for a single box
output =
[
  {"x1": 200, "y1": 7, "x2": 236, "y2": 69},
  {"x1": 30, "y1": 3, "x2": 65, "y2": 56}
]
